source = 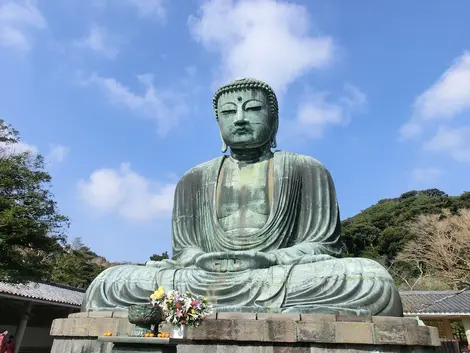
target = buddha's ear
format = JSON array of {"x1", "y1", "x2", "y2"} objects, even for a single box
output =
[
  {"x1": 270, "y1": 136, "x2": 277, "y2": 149},
  {"x1": 270, "y1": 115, "x2": 279, "y2": 149},
  {"x1": 220, "y1": 131, "x2": 228, "y2": 153}
]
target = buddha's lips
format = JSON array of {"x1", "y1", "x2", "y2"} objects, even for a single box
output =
[{"x1": 233, "y1": 127, "x2": 251, "y2": 134}]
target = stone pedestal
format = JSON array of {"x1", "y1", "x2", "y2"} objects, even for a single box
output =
[
  {"x1": 50, "y1": 311, "x2": 440, "y2": 353},
  {"x1": 98, "y1": 336, "x2": 176, "y2": 353}
]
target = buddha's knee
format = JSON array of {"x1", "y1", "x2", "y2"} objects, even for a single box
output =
[
  {"x1": 91, "y1": 264, "x2": 144, "y2": 285},
  {"x1": 338, "y1": 257, "x2": 393, "y2": 278},
  {"x1": 287, "y1": 257, "x2": 394, "y2": 284}
]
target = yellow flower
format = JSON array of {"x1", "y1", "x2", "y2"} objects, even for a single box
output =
[
  {"x1": 151, "y1": 287, "x2": 166, "y2": 300},
  {"x1": 191, "y1": 309, "x2": 196, "y2": 314},
  {"x1": 155, "y1": 291, "x2": 165, "y2": 300}
]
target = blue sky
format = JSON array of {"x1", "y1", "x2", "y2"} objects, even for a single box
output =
[{"x1": 1, "y1": 0, "x2": 470, "y2": 263}]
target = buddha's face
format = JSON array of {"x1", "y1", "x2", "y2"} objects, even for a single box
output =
[{"x1": 217, "y1": 89, "x2": 274, "y2": 150}]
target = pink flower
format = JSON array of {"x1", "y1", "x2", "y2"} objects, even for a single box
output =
[{"x1": 176, "y1": 309, "x2": 182, "y2": 318}]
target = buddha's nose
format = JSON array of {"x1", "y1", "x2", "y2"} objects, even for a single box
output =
[{"x1": 234, "y1": 110, "x2": 247, "y2": 125}]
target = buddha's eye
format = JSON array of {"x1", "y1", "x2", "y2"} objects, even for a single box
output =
[
  {"x1": 220, "y1": 103, "x2": 237, "y2": 116},
  {"x1": 221, "y1": 109, "x2": 236, "y2": 115},
  {"x1": 245, "y1": 100, "x2": 264, "y2": 112},
  {"x1": 245, "y1": 106, "x2": 262, "y2": 112}
]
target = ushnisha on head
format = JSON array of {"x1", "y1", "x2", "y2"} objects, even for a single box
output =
[{"x1": 213, "y1": 78, "x2": 279, "y2": 153}]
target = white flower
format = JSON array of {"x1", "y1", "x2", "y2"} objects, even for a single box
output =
[{"x1": 183, "y1": 297, "x2": 191, "y2": 310}]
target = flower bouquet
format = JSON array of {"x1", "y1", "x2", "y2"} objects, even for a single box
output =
[{"x1": 150, "y1": 286, "x2": 213, "y2": 338}]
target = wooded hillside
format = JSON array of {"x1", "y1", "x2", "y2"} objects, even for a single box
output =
[{"x1": 342, "y1": 189, "x2": 470, "y2": 290}]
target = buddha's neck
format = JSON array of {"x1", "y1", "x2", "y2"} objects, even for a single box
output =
[{"x1": 229, "y1": 143, "x2": 273, "y2": 164}]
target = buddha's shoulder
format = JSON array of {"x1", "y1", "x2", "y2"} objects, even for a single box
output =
[
  {"x1": 275, "y1": 150, "x2": 328, "y2": 171},
  {"x1": 179, "y1": 156, "x2": 223, "y2": 181}
]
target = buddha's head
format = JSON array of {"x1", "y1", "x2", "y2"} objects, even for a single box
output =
[{"x1": 213, "y1": 78, "x2": 279, "y2": 152}]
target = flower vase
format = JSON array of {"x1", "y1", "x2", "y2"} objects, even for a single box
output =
[{"x1": 171, "y1": 325, "x2": 187, "y2": 339}]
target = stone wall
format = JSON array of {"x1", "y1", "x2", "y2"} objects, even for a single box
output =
[{"x1": 50, "y1": 312, "x2": 441, "y2": 353}]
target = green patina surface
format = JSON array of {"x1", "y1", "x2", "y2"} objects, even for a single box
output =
[
  {"x1": 82, "y1": 78, "x2": 404, "y2": 317},
  {"x1": 127, "y1": 304, "x2": 163, "y2": 336}
]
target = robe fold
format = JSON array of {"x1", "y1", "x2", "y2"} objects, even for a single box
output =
[{"x1": 82, "y1": 151, "x2": 403, "y2": 316}]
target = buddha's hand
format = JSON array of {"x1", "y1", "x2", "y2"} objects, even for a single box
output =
[
  {"x1": 287, "y1": 254, "x2": 333, "y2": 265},
  {"x1": 194, "y1": 251, "x2": 277, "y2": 272},
  {"x1": 145, "y1": 259, "x2": 183, "y2": 268}
]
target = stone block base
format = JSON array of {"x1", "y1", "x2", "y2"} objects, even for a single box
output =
[
  {"x1": 178, "y1": 343, "x2": 436, "y2": 353},
  {"x1": 50, "y1": 312, "x2": 440, "y2": 353},
  {"x1": 98, "y1": 336, "x2": 177, "y2": 353},
  {"x1": 51, "y1": 338, "x2": 111, "y2": 353}
]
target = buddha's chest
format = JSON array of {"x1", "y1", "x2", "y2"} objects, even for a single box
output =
[{"x1": 216, "y1": 159, "x2": 271, "y2": 231}]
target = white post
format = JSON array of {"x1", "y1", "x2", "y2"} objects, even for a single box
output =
[
  {"x1": 463, "y1": 319, "x2": 470, "y2": 345},
  {"x1": 14, "y1": 301, "x2": 33, "y2": 353}
]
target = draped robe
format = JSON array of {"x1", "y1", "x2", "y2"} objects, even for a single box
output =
[{"x1": 82, "y1": 151, "x2": 403, "y2": 316}]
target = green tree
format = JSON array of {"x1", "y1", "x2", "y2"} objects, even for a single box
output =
[
  {"x1": 150, "y1": 251, "x2": 169, "y2": 261},
  {"x1": 341, "y1": 189, "x2": 470, "y2": 265},
  {"x1": 50, "y1": 237, "x2": 108, "y2": 288},
  {"x1": 0, "y1": 120, "x2": 69, "y2": 282}
]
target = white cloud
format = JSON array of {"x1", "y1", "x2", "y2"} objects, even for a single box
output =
[
  {"x1": 399, "y1": 122, "x2": 422, "y2": 140},
  {"x1": 424, "y1": 125, "x2": 470, "y2": 162},
  {"x1": 0, "y1": 0, "x2": 46, "y2": 51},
  {"x1": 0, "y1": 141, "x2": 37, "y2": 155},
  {"x1": 291, "y1": 84, "x2": 367, "y2": 138},
  {"x1": 78, "y1": 163, "x2": 176, "y2": 221},
  {"x1": 400, "y1": 52, "x2": 470, "y2": 139},
  {"x1": 46, "y1": 144, "x2": 69, "y2": 164},
  {"x1": 0, "y1": 26, "x2": 28, "y2": 50},
  {"x1": 0, "y1": 140, "x2": 69, "y2": 164},
  {"x1": 74, "y1": 25, "x2": 118, "y2": 58},
  {"x1": 188, "y1": 0, "x2": 334, "y2": 93},
  {"x1": 411, "y1": 167, "x2": 444, "y2": 185},
  {"x1": 82, "y1": 73, "x2": 188, "y2": 136}
]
